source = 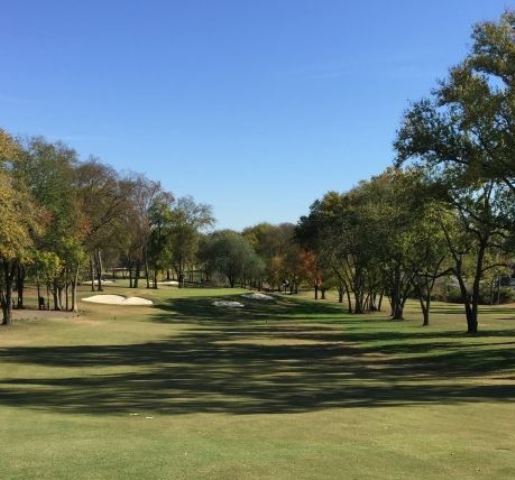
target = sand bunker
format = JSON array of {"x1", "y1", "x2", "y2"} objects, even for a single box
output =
[
  {"x1": 82, "y1": 295, "x2": 153, "y2": 306},
  {"x1": 242, "y1": 293, "x2": 274, "y2": 301},
  {"x1": 82, "y1": 280, "x2": 113, "y2": 285},
  {"x1": 212, "y1": 300, "x2": 244, "y2": 308},
  {"x1": 158, "y1": 280, "x2": 179, "y2": 286}
]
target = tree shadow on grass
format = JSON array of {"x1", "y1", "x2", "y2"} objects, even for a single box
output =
[
  {"x1": 0, "y1": 295, "x2": 514, "y2": 416},
  {"x1": 154, "y1": 294, "x2": 350, "y2": 325}
]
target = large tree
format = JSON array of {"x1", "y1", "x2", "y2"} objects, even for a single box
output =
[{"x1": 395, "y1": 11, "x2": 514, "y2": 332}]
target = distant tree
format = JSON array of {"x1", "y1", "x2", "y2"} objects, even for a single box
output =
[
  {"x1": 147, "y1": 192, "x2": 175, "y2": 288},
  {"x1": 122, "y1": 175, "x2": 164, "y2": 287},
  {"x1": 297, "y1": 250, "x2": 322, "y2": 300},
  {"x1": 244, "y1": 223, "x2": 302, "y2": 292},
  {"x1": 74, "y1": 159, "x2": 133, "y2": 291},
  {"x1": 200, "y1": 230, "x2": 262, "y2": 287},
  {"x1": 168, "y1": 196, "x2": 214, "y2": 287}
]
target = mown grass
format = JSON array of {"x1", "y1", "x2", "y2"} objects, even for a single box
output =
[{"x1": 0, "y1": 283, "x2": 514, "y2": 479}]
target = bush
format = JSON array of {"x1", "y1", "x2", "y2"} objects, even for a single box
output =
[
  {"x1": 479, "y1": 285, "x2": 515, "y2": 305},
  {"x1": 441, "y1": 286, "x2": 464, "y2": 304}
]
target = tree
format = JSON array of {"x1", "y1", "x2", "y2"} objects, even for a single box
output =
[
  {"x1": 199, "y1": 230, "x2": 263, "y2": 288},
  {"x1": 296, "y1": 192, "x2": 371, "y2": 310},
  {"x1": 395, "y1": 11, "x2": 514, "y2": 193},
  {"x1": 406, "y1": 202, "x2": 452, "y2": 326},
  {"x1": 168, "y1": 196, "x2": 214, "y2": 287},
  {"x1": 14, "y1": 137, "x2": 87, "y2": 310},
  {"x1": 147, "y1": 191, "x2": 175, "y2": 288},
  {"x1": 121, "y1": 175, "x2": 164, "y2": 288},
  {"x1": 0, "y1": 171, "x2": 41, "y2": 325},
  {"x1": 438, "y1": 182, "x2": 508, "y2": 333},
  {"x1": 243, "y1": 223, "x2": 300, "y2": 292},
  {"x1": 355, "y1": 169, "x2": 431, "y2": 320},
  {"x1": 395, "y1": 11, "x2": 515, "y2": 332},
  {"x1": 75, "y1": 159, "x2": 133, "y2": 291}
]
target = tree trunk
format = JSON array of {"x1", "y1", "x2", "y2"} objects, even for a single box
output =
[
  {"x1": 53, "y1": 279, "x2": 61, "y2": 311},
  {"x1": 65, "y1": 268, "x2": 69, "y2": 312},
  {"x1": 1, "y1": 298, "x2": 11, "y2": 326},
  {"x1": 467, "y1": 245, "x2": 485, "y2": 334},
  {"x1": 369, "y1": 293, "x2": 378, "y2": 311},
  {"x1": 96, "y1": 249, "x2": 103, "y2": 292},
  {"x1": 135, "y1": 260, "x2": 141, "y2": 288},
  {"x1": 337, "y1": 289, "x2": 343, "y2": 303},
  {"x1": 466, "y1": 309, "x2": 478, "y2": 334},
  {"x1": 90, "y1": 255, "x2": 95, "y2": 292},
  {"x1": 392, "y1": 299, "x2": 404, "y2": 320},
  {"x1": 145, "y1": 255, "x2": 150, "y2": 289},
  {"x1": 128, "y1": 264, "x2": 133, "y2": 288},
  {"x1": 16, "y1": 265, "x2": 25, "y2": 309},
  {"x1": 378, "y1": 292, "x2": 384, "y2": 312},
  {"x1": 36, "y1": 268, "x2": 42, "y2": 310},
  {"x1": 71, "y1": 267, "x2": 79, "y2": 313},
  {"x1": 1, "y1": 261, "x2": 15, "y2": 326},
  {"x1": 354, "y1": 287, "x2": 365, "y2": 314},
  {"x1": 419, "y1": 295, "x2": 430, "y2": 326}
]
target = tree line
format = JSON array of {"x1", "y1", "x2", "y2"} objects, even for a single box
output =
[
  {"x1": 296, "y1": 11, "x2": 514, "y2": 333},
  {"x1": 0, "y1": 131, "x2": 307, "y2": 326}
]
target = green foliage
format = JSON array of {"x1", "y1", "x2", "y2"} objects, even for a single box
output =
[
  {"x1": 168, "y1": 196, "x2": 214, "y2": 284},
  {"x1": 243, "y1": 222, "x2": 300, "y2": 290},
  {"x1": 395, "y1": 11, "x2": 514, "y2": 193},
  {"x1": 200, "y1": 230, "x2": 264, "y2": 287}
]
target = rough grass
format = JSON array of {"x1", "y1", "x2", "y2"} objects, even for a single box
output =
[{"x1": 0, "y1": 284, "x2": 514, "y2": 479}]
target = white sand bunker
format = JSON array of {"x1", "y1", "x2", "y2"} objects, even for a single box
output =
[
  {"x1": 212, "y1": 300, "x2": 244, "y2": 308},
  {"x1": 242, "y1": 293, "x2": 274, "y2": 301},
  {"x1": 82, "y1": 294, "x2": 153, "y2": 306},
  {"x1": 158, "y1": 280, "x2": 179, "y2": 286}
]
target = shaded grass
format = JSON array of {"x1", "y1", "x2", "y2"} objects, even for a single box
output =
[{"x1": 0, "y1": 285, "x2": 514, "y2": 479}]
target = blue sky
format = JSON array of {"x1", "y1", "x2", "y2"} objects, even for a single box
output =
[{"x1": 1, "y1": 0, "x2": 511, "y2": 229}]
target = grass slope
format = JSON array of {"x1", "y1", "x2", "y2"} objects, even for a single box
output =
[{"x1": 0, "y1": 284, "x2": 514, "y2": 479}]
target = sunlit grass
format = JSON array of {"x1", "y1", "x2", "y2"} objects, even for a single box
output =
[{"x1": 1, "y1": 285, "x2": 514, "y2": 479}]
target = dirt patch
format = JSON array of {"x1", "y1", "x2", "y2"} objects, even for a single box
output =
[{"x1": 12, "y1": 309, "x2": 77, "y2": 321}]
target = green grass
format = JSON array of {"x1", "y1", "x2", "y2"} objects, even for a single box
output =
[{"x1": 1, "y1": 284, "x2": 514, "y2": 479}]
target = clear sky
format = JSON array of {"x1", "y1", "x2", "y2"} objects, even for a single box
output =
[{"x1": 1, "y1": 0, "x2": 511, "y2": 229}]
